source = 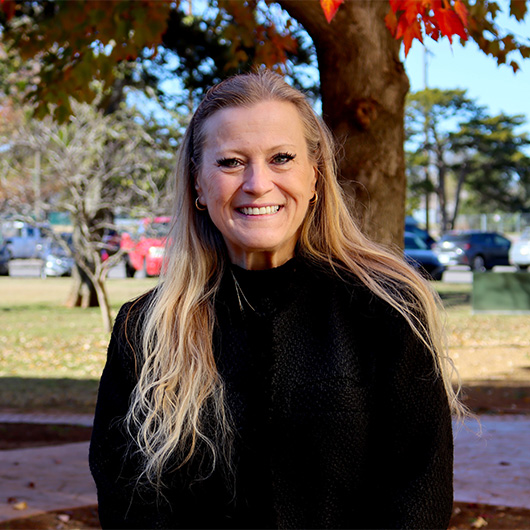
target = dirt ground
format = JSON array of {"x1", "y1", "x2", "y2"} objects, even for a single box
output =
[
  {"x1": 0, "y1": 424, "x2": 92, "y2": 451},
  {"x1": 453, "y1": 337, "x2": 530, "y2": 416},
  {"x1": 1, "y1": 498, "x2": 529, "y2": 530}
]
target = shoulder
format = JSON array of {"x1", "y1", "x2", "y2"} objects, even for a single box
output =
[
  {"x1": 301, "y1": 257, "x2": 401, "y2": 319},
  {"x1": 111, "y1": 289, "x2": 156, "y2": 350},
  {"x1": 301, "y1": 258, "x2": 427, "y2": 357}
]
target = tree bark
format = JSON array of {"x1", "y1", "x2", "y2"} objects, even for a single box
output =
[
  {"x1": 65, "y1": 264, "x2": 113, "y2": 332},
  {"x1": 437, "y1": 162, "x2": 450, "y2": 233},
  {"x1": 450, "y1": 166, "x2": 467, "y2": 231},
  {"x1": 280, "y1": 0, "x2": 409, "y2": 248},
  {"x1": 65, "y1": 266, "x2": 99, "y2": 308},
  {"x1": 92, "y1": 277, "x2": 113, "y2": 333}
]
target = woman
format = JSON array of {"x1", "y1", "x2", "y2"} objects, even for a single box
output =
[{"x1": 90, "y1": 70, "x2": 461, "y2": 529}]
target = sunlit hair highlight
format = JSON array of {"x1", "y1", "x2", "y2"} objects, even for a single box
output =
[{"x1": 125, "y1": 69, "x2": 464, "y2": 490}]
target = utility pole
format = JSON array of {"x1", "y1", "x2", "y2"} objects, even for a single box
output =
[
  {"x1": 423, "y1": 46, "x2": 431, "y2": 234},
  {"x1": 33, "y1": 150, "x2": 42, "y2": 222}
]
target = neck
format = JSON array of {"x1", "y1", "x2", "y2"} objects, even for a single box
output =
[{"x1": 228, "y1": 249, "x2": 296, "y2": 270}]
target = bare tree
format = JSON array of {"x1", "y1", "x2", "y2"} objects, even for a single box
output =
[{"x1": 1, "y1": 100, "x2": 178, "y2": 331}]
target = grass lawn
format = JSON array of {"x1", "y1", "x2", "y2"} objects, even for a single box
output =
[
  {"x1": 0, "y1": 277, "x2": 156, "y2": 413},
  {"x1": 435, "y1": 282, "x2": 530, "y2": 384},
  {"x1": 1, "y1": 276, "x2": 529, "y2": 413}
]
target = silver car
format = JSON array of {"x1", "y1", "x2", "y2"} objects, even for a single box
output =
[
  {"x1": 40, "y1": 234, "x2": 74, "y2": 277},
  {"x1": 509, "y1": 228, "x2": 530, "y2": 271}
]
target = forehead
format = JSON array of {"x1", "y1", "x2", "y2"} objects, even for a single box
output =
[{"x1": 200, "y1": 100, "x2": 307, "y2": 152}]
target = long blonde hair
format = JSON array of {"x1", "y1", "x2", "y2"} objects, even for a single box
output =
[{"x1": 125, "y1": 69, "x2": 463, "y2": 489}]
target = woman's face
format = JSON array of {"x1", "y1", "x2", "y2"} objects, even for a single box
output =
[{"x1": 195, "y1": 100, "x2": 317, "y2": 270}]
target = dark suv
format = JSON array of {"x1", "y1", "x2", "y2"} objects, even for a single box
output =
[{"x1": 432, "y1": 231, "x2": 511, "y2": 271}]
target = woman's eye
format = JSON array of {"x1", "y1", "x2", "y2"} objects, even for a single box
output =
[
  {"x1": 272, "y1": 152, "x2": 296, "y2": 165},
  {"x1": 216, "y1": 158, "x2": 242, "y2": 168}
]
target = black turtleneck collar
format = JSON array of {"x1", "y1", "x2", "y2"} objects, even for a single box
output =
[{"x1": 221, "y1": 257, "x2": 302, "y2": 319}]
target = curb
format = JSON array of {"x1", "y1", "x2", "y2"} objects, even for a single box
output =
[{"x1": 0, "y1": 412, "x2": 94, "y2": 427}]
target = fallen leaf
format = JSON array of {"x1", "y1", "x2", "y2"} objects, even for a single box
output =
[
  {"x1": 57, "y1": 514, "x2": 71, "y2": 523},
  {"x1": 26, "y1": 481, "x2": 36, "y2": 488},
  {"x1": 471, "y1": 516, "x2": 488, "y2": 528},
  {"x1": 13, "y1": 501, "x2": 28, "y2": 511}
]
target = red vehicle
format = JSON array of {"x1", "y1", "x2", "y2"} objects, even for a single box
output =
[{"x1": 121, "y1": 217, "x2": 171, "y2": 277}]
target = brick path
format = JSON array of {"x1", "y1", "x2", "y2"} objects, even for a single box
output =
[
  {"x1": 453, "y1": 414, "x2": 530, "y2": 510},
  {"x1": 0, "y1": 412, "x2": 529, "y2": 523}
]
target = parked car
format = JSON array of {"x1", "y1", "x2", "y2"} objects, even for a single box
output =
[
  {"x1": 509, "y1": 227, "x2": 530, "y2": 271},
  {"x1": 101, "y1": 229, "x2": 121, "y2": 262},
  {"x1": 121, "y1": 217, "x2": 171, "y2": 277},
  {"x1": 432, "y1": 231, "x2": 511, "y2": 271},
  {"x1": 0, "y1": 233, "x2": 10, "y2": 276},
  {"x1": 40, "y1": 233, "x2": 74, "y2": 277},
  {"x1": 405, "y1": 220, "x2": 436, "y2": 248},
  {"x1": 404, "y1": 232, "x2": 445, "y2": 281},
  {"x1": 2, "y1": 221, "x2": 51, "y2": 259}
]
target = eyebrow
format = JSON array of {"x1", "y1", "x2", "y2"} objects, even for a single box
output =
[{"x1": 212, "y1": 143, "x2": 299, "y2": 155}]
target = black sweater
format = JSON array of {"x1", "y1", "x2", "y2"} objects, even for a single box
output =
[{"x1": 89, "y1": 258, "x2": 453, "y2": 529}]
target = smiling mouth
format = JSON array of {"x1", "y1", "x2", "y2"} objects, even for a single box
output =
[{"x1": 238, "y1": 205, "x2": 281, "y2": 216}]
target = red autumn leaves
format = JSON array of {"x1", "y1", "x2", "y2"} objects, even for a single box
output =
[
  {"x1": 320, "y1": 0, "x2": 469, "y2": 55},
  {"x1": 319, "y1": 0, "x2": 345, "y2": 23}
]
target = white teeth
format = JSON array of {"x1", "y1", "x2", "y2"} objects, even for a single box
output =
[{"x1": 240, "y1": 206, "x2": 280, "y2": 216}]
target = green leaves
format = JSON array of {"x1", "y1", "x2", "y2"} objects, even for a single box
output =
[
  {"x1": 465, "y1": 0, "x2": 530, "y2": 72},
  {"x1": 1, "y1": 0, "x2": 172, "y2": 121},
  {"x1": 453, "y1": 113, "x2": 530, "y2": 213},
  {"x1": 1, "y1": 0, "x2": 315, "y2": 120},
  {"x1": 406, "y1": 88, "x2": 530, "y2": 229}
]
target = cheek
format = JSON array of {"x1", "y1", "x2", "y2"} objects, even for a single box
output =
[
  {"x1": 199, "y1": 173, "x2": 234, "y2": 205},
  {"x1": 299, "y1": 168, "x2": 317, "y2": 199},
  {"x1": 196, "y1": 170, "x2": 215, "y2": 198},
  {"x1": 311, "y1": 167, "x2": 318, "y2": 191}
]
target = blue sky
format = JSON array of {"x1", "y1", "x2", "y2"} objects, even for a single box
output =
[{"x1": 403, "y1": 16, "x2": 530, "y2": 135}]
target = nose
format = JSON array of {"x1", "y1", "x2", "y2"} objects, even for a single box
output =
[{"x1": 241, "y1": 163, "x2": 274, "y2": 196}]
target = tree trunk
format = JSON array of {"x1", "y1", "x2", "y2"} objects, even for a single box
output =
[
  {"x1": 66, "y1": 265, "x2": 113, "y2": 332},
  {"x1": 65, "y1": 265, "x2": 98, "y2": 308},
  {"x1": 280, "y1": 0, "x2": 410, "y2": 248},
  {"x1": 450, "y1": 166, "x2": 467, "y2": 230},
  {"x1": 437, "y1": 163, "x2": 450, "y2": 233},
  {"x1": 92, "y1": 277, "x2": 113, "y2": 333}
]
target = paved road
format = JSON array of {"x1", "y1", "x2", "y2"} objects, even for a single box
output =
[
  {"x1": 7, "y1": 259, "x2": 127, "y2": 279},
  {"x1": 0, "y1": 413, "x2": 528, "y2": 523},
  {"x1": 442, "y1": 265, "x2": 518, "y2": 283},
  {"x1": 7, "y1": 259, "x2": 517, "y2": 283}
]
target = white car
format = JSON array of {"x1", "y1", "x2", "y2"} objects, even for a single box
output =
[{"x1": 509, "y1": 228, "x2": 530, "y2": 271}]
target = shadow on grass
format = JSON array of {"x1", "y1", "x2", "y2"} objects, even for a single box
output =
[
  {"x1": 3, "y1": 377, "x2": 529, "y2": 417},
  {"x1": 0, "y1": 305, "x2": 57, "y2": 312},
  {"x1": 438, "y1": 290, "x2": 472, "y2": 309},
  {"x1": 0, "y1": 377, "x2": 98, "y2": 414},
  {"x1": 458, "y1": 379, "x2": 530, "y2": 415}
]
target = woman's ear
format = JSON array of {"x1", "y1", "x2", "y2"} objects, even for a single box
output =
[
  {"x1": 311, "y1": 165, "x2": 318, "y2": 194},
  {"x1": 194, "y1": 179, "x2": 203, "y2": 201}
]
